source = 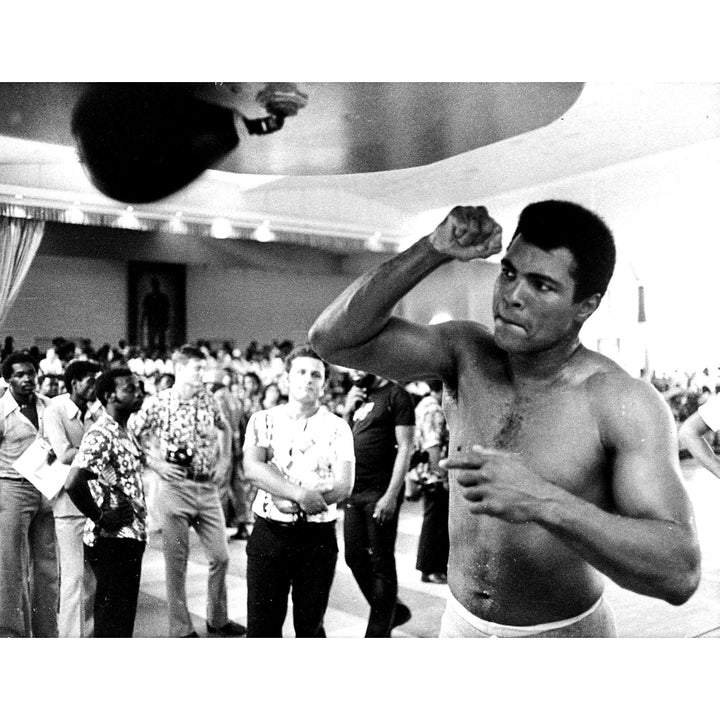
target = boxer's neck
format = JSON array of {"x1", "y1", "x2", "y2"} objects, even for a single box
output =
[{"x1": 507, "y1": 334, "x2": 583, "y2": 387}]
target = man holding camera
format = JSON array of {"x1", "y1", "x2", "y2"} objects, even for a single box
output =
[{"x1": 131, "y1": 345, "x2": 246, "y2": 637}]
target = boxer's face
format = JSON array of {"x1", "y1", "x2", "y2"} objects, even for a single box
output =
[{"x1": 492, "y1": 236, "x2": 598, "y2": 354}]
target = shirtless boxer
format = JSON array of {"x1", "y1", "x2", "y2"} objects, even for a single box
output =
[{"x1": 309, "y1": 200, "x2": 701, "y2": 637}]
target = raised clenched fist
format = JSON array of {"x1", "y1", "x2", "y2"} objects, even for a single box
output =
[{"x1": 428, "y1": 206, "x2": 502, "y2": 262}]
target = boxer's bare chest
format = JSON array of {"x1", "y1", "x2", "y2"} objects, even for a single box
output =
[{"x1": 444, "y1": 359, "x2": 608, "y2": 498}]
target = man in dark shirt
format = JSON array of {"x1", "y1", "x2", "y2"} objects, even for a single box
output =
[{"x1": 342, "y1": 371, "x2": 415, "y2": 637}]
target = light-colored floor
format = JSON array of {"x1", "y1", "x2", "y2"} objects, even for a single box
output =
[{"x1": 134, "y1": 458, "x2": 720, "y2": 638}]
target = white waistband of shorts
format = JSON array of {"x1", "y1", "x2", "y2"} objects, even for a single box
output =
[{"x1": 448, "y1": 592, "x2": 604, "y2": 637}]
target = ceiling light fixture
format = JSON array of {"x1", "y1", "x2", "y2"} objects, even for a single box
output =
[
  {"x1": 65, "y1": 205, "x2": 85, "y2": 224},
  {"x1": 116, "y1": 210, "x2": 141, "y2": 229},
  {"x1": 429, "y1": 312, "x2": 453, "y2": 325},
  {"x1": 167, "y1": 216, "x2": 188, "y2": 234},
  {"x1": 210, "y1": 217, "x2": 233, "y2": 239},
  {"x1": 252, "y1": 219, "x2": 276, "y2": 243},
  {"x1": 367, "y1": 231, "x2": 384, "y2": 252}
]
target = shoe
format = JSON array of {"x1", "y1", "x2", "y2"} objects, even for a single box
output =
[
  {"x1": 182, "y1": 631, "x2": 199, "y2": 638},
  {"x1": 421, "y1": 572, "x2": 448, "y2": 584},
  {"x1": 206, "y1": 620, "x2": 247, "y2": 637},
  {"x1": 391, "y1": 602, "x2": 412, "y2": 629}
]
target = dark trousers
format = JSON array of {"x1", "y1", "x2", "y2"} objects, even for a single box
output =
[
  {"x1": 343, "y1": 489, "x2": 402, "y2": 638},
  {"x1": 416, "y1": 482, "x2": 449, "y2": 575},
  {"x1": 246, "y1": 516, "x2": 338, "y2": 638},
  {"x1": 86, "y1": 538, "x2": 146, "y2": 638}
]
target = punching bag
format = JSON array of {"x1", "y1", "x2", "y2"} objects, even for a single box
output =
[{"x1": 71, "y1": 83, "x2": 239, "y2": 204}]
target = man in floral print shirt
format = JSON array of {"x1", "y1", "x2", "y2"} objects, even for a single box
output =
[
  {"x1": 64, "y1": 368, "x2": 147, "y2": 637},
  {"x1": 130, "y1": 345, "x2": 245, "y2": 638}
]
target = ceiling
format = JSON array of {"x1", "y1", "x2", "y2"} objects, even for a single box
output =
[
  {"x1": 0, "y1": 82, "x2": 719, "y2": 252},
  {"x1": 0, "y1": 82, "x2": 584, "y2": 175}
]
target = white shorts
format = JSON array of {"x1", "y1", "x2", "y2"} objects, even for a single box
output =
[{"x1": 439, "y1": 591, "x2": 616, "y2": 638}]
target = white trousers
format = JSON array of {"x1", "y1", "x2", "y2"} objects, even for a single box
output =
[{"x1": 55, "y1": 515, "x2": 95, "y2": 638}]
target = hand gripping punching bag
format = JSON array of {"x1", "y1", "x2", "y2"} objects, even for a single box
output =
[{"x1": 71, "y1": 84, "x2": 239, "y2": 204}]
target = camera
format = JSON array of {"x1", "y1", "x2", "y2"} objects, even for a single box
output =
[
  {"x1": 352, "y1": 373, "x2": 377, "y2": 391},
  {"x1": 166, "y1": 445, "x2": 193, "y2": 467}
]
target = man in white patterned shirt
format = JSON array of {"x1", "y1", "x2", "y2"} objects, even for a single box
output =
[{"x1": 243, "y1": 345, "x2": 355, "y2": 637}]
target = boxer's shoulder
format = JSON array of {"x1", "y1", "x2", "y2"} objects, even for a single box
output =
[{"x1": 581, "y1": 361, "x2": 672, "y2": 438}]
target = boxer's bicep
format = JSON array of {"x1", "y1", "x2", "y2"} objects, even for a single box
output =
[
  {"x1": 325, "y1": 318, "x2": 460, "y2": 384},
  {"x1": 604, "y1": 379, "x2": 694, "y2": 526}
]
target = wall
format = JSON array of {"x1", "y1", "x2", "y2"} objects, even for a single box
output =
[
  {"x1": 0, "y1": 223, "x2": 388, "y2": 352},
  {"x1": 6, "y1": 137, "x2": 718, "y2": 372},
  {"x1": 469, "y1": 137, "x2": 720, "y2": 375},
  {"x1": 186, "y1": 266, "x2": 352, "y2": 347},
  {"x1": 1, "y1": 254, "x2": 127, "y2": 349},
  {"x1": 400, "y1": 258, "x2": 497, "y2": 328}
]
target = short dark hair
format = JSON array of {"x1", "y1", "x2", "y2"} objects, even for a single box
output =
[
  {"x1": 284, "y1": 344, "x2": 328, "y2": 377},
  {"x1": 513, "y1": 200, "x2": 616, "y2": 301},
  {"x1": 175, "y1": 345, "x2": 206, "y2": 364},
  {"x1": 2, "y1": 353, "x2": 39, "y2": 381},
  {"x1": 64, "y1": 360, "x2": 101, "y2": 390},
  {"x1": 94, "y1": 368, "x2": 133, "y2": 407}
]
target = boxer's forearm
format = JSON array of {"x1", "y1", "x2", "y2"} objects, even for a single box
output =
[
  {"x1": 538, "y1": 492, "x2": 701, "y2": 605},
  {"x1": 308, "y1": 236, "x2": 449, "y2": 362}
]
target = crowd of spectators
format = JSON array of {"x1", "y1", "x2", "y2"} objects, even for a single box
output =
[
  {"x1": 1, "y1": 335, "x2": 357, "y2": 417},
  {"x1": 4, "y1": 333, "x2": 720, "y2": 456},
  {"x1": 647, "y1": 367, "x2": 720, "y2": 456},
  {"x1": 3, "y1": 328, "x2": 719, "y2": 638}
]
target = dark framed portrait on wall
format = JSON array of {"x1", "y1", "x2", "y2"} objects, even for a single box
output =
[{"x1": 127, "y1": 261, "x2": 186, "y2": 352}]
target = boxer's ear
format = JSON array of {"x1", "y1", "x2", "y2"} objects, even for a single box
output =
[{"x1": 574, "y1": 293, "x2": 601, "y2": 324}]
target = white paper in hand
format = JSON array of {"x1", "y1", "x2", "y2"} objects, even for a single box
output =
[{"x1": 12, "y1": 437, "x2": 70, "y2": 500}]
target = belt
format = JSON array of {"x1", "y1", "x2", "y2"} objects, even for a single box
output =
[
  {"x1": 166, "y1": 460, "x2": 212, "y2": 483},
  {"x1": 263, "y1": 514, "x2": 306, "y2": 526},
  {"x1": 257, "y1": 514, "x2": 336, "y2": 528},
  {"x1": 186, "y1": 470, "x2": 211, "y2": 482}
]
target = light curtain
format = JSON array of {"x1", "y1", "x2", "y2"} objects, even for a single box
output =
[{"x1": 0, "y1": 216, "x2": 45, "y2": 329}]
